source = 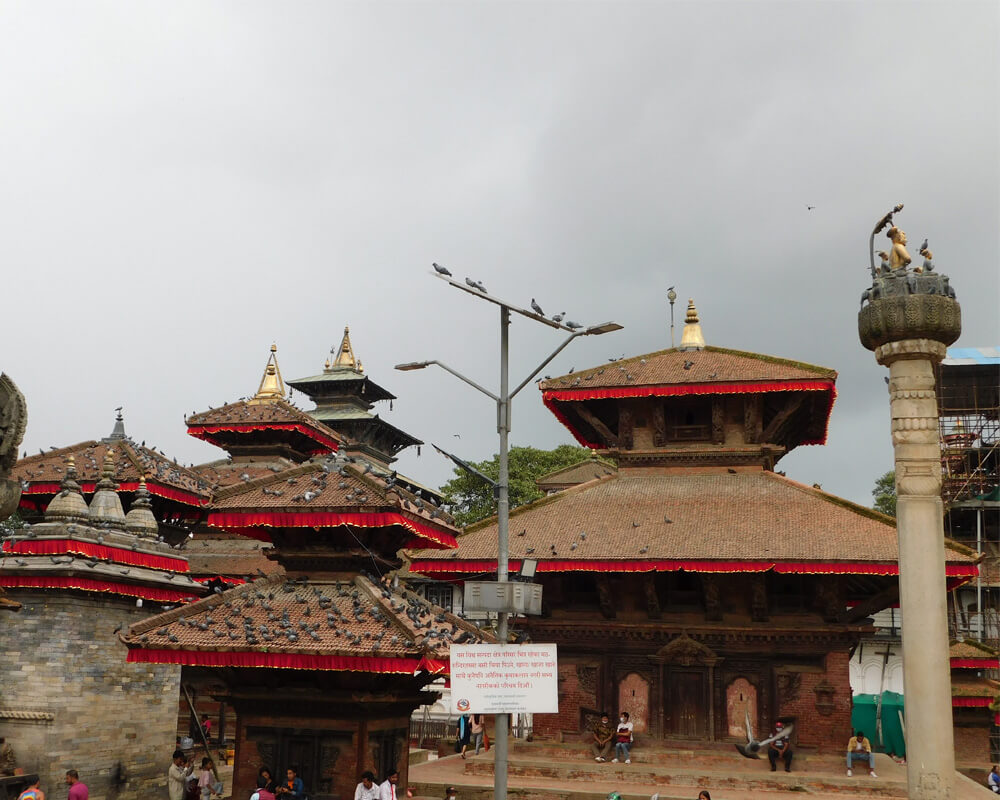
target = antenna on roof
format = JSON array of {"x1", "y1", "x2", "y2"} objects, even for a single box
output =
[{"x1": 667, "y1": 287, "x2": 677, "y2": 347}]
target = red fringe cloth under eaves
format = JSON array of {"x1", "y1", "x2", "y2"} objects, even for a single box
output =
[
  {"x1": 543, "y1": 381, "x2": 836, "y2": 448},
  {"x1": 3, "y1": 539, "x2": 190, "y2": 572},
  {"x1": 126, "y1": 648, "x2": 449, "y2": 675},
  {"x1": 187, "y1": 423, "x2": 339, "y2": 454},
  {"x1": 206, "y1": 511, "x2": 457, "y2": 549},
  {"x1": 951, "y1": 658, "x2": 1000, "y2": 669},
  {"x1": 408, "y1": 558, "x2": 979, "y2": 579},
  {"x1": 20, "y1": 481, "x2": 208, "y2": 507},
  {"x1": 952, "y1": 697, "x2": 994, "y2": 707},
  {"x1": 0, "y1": 575, "x2": 198, "y2": 603}
]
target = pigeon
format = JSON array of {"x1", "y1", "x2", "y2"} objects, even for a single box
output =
[
  {"x1": 683, "y1": 360, "x2": 694, "y2": 370},
  {"x1": 639, "y1": 545, "x2": 649, "y2": 554},
  {"x1": 432, "y1": 262, "x2": 453, "y2": 277},
  {"x1": 465, "y1": 277, "x2": 487, "y2": 293},
  {"x1": 664, "y1": 516, "x2": 673, "y2": 524},
  {"x1": 919, "y1": 238, "x2": 928, "y2": 253},
  {"x1": 551, "y1": 312, "x2": 565, "y2": 323},
  {"x1": 565, "y1": 320, "x2": 583, "y2": 330},
  {"x1": 530, "y1": 298, "x2": 544, "y2": 316}
]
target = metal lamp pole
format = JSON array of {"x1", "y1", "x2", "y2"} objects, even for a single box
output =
[{"x1": 397, "y1": 271, "x2": 621, "y2": 800}]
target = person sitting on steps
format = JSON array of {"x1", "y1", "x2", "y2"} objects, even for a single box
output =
[
  {"x1": 591, "y1": 712, "x2": 614, "y2": 762},
  {"x1": 767, "y1": 721, "x2": 792, "y2": 773},
  {"x1": 612, "y1": 712, "x2": 634, "y2": 764},
  {"x1": 846, "y1": 729, "x2": 877, "y2": 778}
]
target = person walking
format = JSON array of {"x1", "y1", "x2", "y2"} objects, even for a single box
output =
[
  {"x1": 168, "y1": 750, "x2": 193, "y2": 800},
  {"x1": 845, "y1": 730, "x2": 877, "y2": 778},
  {"x1": 456, "y1": 714, "x2": 471, "y2": 759},
  {"x1": 469, "y1": 716, "x2": 486, "y2": 756},
  {"x1": 65, "y1": 770, "x2": 88, "y2": 800},
  {"x1": 612, "y1": 712, "x2": 634, "y2": 764}
]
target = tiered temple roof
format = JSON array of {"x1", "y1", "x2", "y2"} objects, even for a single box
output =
[
  {"x1": 287, "y1": 327, "x2": 422, "y2": 467},
  {"x1": 1, "y1": 451, "x2": 204, "y2": 604},
  {"x1": 411, "y1": 303, "x2": 978, "y2": 601},
  {"x1": 122, "y1": 571, "x2": 483, "y2": 675}
]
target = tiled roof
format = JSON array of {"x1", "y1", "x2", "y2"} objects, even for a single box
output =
[
  {"x1": 211, "y1": 460, "x2": 454, "y2": 529},
  {"x1": 951, "y1": 640, "x2": 1000, "y2": 660},
  {"x1": 409, "y1": 470, "x2": 977, "y2": 569},
  {"x1": 186, "y1": 399, "x2": 343, "y2": 452},
  {"x1": 539, "y1": 346, "x2": 836, "y2": 392},
  {"x1": 120, "y1": 572, "x2": 484, "y2": 661},
  {"x1": 184, "y1": 549, "x2": 280, "y2": 579},
  {"x1": 536, "y1": 457, "x2": 617, "y2": 490},
  {"x1": 12, "y1": 440, "x2": 210, "y2": 504},
  {"x1": 190, "y1": 458, "x2": 298, "y2": 490},
  {"x1": 951, "y1": 677, "x2": 1000, "y2": 698}
]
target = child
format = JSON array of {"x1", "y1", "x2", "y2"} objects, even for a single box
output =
[{"x1": 197, "y1": 757, "x2": 216, "y2": 800}]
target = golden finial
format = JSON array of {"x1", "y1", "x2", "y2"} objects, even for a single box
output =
[
  {"x1": 331, "y1": 326, "x2": 361, "y2": 370},
  {"x1": 679, "y1": 298, "x2": 706, "y2": 351},
  {"x1": 253, "y1": 344, "x2": 286, "y2": 402}
]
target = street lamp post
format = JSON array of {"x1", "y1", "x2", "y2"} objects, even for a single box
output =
[{"x1": 397, "y1": 271, "x2": 622, "y2": 800}]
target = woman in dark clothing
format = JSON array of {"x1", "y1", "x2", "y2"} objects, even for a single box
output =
[
  {"x1": 257, "y1": 767, "x2": 276, "y2": 793},
  {"x1": 456, "y1": 714, "x2": 472, "y2": 759}
]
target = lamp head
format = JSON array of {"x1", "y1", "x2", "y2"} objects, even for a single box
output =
[{"x1": 395, "y1": 361, "x2": 431, "y2": 371}]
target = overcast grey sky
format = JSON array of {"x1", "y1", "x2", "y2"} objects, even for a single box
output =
[{"x1": 2, "y1": 1, "x2": 997, "y2": 507}]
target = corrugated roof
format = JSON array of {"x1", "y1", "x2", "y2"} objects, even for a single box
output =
[{"x1": 943, "y1": 346, "x2": 1000, "y2": 366}]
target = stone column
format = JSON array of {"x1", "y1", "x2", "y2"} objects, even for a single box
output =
[
  {"x1": 859, "y1": 262, "x2": 962, "y2": 800},
  {"x1": 877, "y1": 338, "x2": 954, "y2": 798}
]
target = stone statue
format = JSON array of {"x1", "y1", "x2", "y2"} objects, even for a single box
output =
[
  {"x1": 919, "y1": 246, "x2": 935, "y2": 273},
  {"x1": 877, "y1": 251, "x2": 891, "y2": 274},
  {"x1": 0, "y1": 373, "x2": 28, "y2": 522},
  {"x1": 887, "y1": 226, "x2": 911, "y2": 270}
]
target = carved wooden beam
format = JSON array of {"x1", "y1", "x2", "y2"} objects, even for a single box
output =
[
  {"x1": 759, "y1": 395, "x2": 805, "y2": 444},
  {"x1": 743, "y1": 395, "x2": 762, "y2": 444},
  {"x1": 703, "y1": 574, "x2": 722, "y2": 621},
  {"x1": 643, "y1": 574, "x2": 661, "y2": 620},
  {"x1": 595, "y1": 575, "x2": 616, "y2": 619},
  {"x1": 576, "y1": 405, "x2": 619, "y2": 448},
  {"x1": 650, "y1": 401, "x2": 667, "y2": 447},
  {"x1": 840, "y1": 583, "x2": 899, "y2": 623},
  {"x1": 711, "y1": 398, "x2": 725, "y2": 444},
  {"x1": 751, "y1": 575, "x2": 769, "y2": 622},
  {"x1": 618, "y1": 407, "x2": 634, "y2": 450}
]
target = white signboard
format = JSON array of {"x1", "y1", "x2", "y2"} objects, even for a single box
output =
[{"x1": 449, "y1": 644, "x2": 559, "y2": 714}]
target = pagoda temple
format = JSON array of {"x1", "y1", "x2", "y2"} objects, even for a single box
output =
[
  {"x1": 287, "y1": 327, "x2": 426, "y2": 474},
  {"x1": 119, "y1": 348, "x2": 487, "y2": 800},
  {"x1": 410, "y1": 301, "x2": 979, "y2": 750},
  {"x1": 0, "y1": 451, "x2": 204, "y2": 798}
]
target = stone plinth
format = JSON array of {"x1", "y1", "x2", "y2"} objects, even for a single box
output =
[{"x1": 0, "y1": 591, "x2": 181, "y2": 799}]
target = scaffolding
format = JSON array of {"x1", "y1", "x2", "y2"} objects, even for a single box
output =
[{"x1": 938, "y1": 347, "x2": 1000, "y2": 758}]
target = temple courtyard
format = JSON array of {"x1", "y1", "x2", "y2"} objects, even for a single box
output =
[{"x1": 406, "y1": 740, "x2": 994, "y2": 799}]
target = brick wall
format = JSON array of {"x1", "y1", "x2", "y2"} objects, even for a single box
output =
[
  {"x1": 775, "y1": 652, "x2": 853, "y2": 751},
  {"x1": 534, "y1": 659, "x2": 598, "y2": 738},
  {"x1": 0, "y1": 589, "x2": 181, "y2": 800}
]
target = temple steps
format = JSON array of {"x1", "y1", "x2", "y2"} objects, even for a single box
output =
[{"x1": 408, "y1": 740, "x2": 913, "y2": 799}]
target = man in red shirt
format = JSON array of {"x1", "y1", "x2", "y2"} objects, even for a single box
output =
[{"x1": 65, "y1": 770, "x2": 88, "y2": 800}]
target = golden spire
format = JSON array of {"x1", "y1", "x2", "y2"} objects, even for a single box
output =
[
  {"x1": 678, "y1": 298, "x2": 706, "y2": 351},
  {"x1": 328, "y1": 326, "x2": 362, "y2": 372},
  {"x1": 253, "y1": 344, "x2": 286, "y2": 402}
]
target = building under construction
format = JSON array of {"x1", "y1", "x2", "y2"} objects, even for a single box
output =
[{"x1": 938, "y1": 346, "x2": 1000, "y2": 766}]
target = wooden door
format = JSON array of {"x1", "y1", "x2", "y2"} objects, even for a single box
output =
[
  {"x1": 665, "y1": 670, "x2": 707, "y2": 738},
  {"x1": 282, "y1": 736, "x2": 315, "y2": 795}
]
